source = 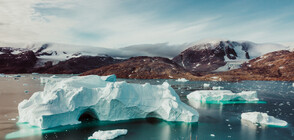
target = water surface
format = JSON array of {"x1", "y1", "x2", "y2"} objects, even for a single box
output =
[{"x1": 0, "y1": 75, "x2": 293, "y2": 140}]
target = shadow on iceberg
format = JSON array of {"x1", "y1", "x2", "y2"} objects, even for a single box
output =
[{"x1": 78, "y1": 108, "x2": 99, "y2": 123}]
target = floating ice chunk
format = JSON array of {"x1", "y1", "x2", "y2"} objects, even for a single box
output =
[
  {"x1": 241, "y1": 112, "x2": 287, "y2": 126},
  {"x1": 212, "y1": 86, "x2": 224, "y2": 90},
  {"x1": 292, "y1": 83, "x2": 294, "y2": 87},
  {"x1": 13, "y1": 75, "x2": 21, "y2": 78},
  {"x1": 176, "y1": 78, "x2": 189, "y2": 82},
  {"x1": 18, "y1": 75, "x2": 198, "y2": 129},
  {"x1": 187, "y1": 90, "x2": 259, "y2": 102},
  {"x1": 10, "y1": 118, "x2": 16, "y2": 121},
  {"x1": 88, "y1": 129, "x2": 127, "y2": 140},
  {"x1": 100, "y1": 74, "x2": 116, "y2": 82},
  {"x1": 203, "y1": 83, "x2": 210, "y2": 88},
  {"x1": 210, "y1": 134, "x2": 215, "y2": 137},
  {"x1": 40, "y1": 75, "x2": 60, "y2": 84}
]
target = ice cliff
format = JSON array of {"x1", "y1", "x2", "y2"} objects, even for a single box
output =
[{"x1": 18, "y1": 75, "x2": 198, "y2": 129}]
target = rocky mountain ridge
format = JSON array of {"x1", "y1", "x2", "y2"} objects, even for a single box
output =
[{"x1": 1, "y1": 40, "x2": 293, "y2": 81}]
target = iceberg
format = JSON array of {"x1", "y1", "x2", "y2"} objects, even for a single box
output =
[
  {"x1": 212, "y1": 86, "x2": 224, "y2": 90},
  {"x1": 187, "y1": 90, "x2": 259, "y2": 102},
  {"x1": 241, "y1": 112, "x2": 287, "y2": 126},
  {"x1": 203, "y1": 83, "x2": 210, "y2": 88},
  {"x1": 18, "y1": 75, "x2": 198, "y2": 129},
  {"x1": 0, "y1": 73, "x2": 5, "y2": 77},
  {"x1": 88, "y1": 129, "x2": 127, "y2": 140},
  {"x1": 176, "y1": 78, "x2": 189, "y2": 82}
]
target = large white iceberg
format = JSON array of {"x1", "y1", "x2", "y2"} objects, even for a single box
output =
[
  {"x1": 88, "y1": 129, "x2": 127, "y2": 140},
  {"x1": 241, "y1": 112, "x2": 287, "y2": 126},
  {"x1": 18, "y1": 75, "x2": 198, "y2": 129},
  {"x1": 187, "y1": 90, "x2": 259, "y2": 102}
]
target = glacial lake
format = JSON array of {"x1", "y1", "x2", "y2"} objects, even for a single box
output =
[{"x1": 0, "y1": 74, "x2": 294, "y2": 140}]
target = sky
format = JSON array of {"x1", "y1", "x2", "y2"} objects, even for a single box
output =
[{"x1": 0, "y1": 0, "x2": 294, "y2": 48}]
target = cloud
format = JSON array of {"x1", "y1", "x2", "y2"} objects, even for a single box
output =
[
  {"x1": 0, "y1": 0, "x2": 294, "y2": 48},
  {"x1": 115, "y1": 43, "x2": 193, "y2": 58}
]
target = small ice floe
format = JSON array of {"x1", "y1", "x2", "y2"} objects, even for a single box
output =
[
  {"x1": 51, "y1": 75, "x2": 58, "y2": 78},
  {"x1": 40, "y1": 75, "x2": 60, "y2": 84},
  {"x1": 13, "y1": 75, "x2": 21, "y2": 78},
  {"x1": 10, "y1": 118, "x2": 16, "y2": 121},
  {"x1": 88, "y1": 129, "x2": 128, "y2": 140},
  {"x1": 203, "y1": 83, "x2": 210, "y2": 88},
  {"x1": 292, "y1": 83, "x2": 294, "y2": 87},
  {"x1": 241, "y1": 112, "x2": 287, "y2": 126},
  {"x1": 212, "y1": 86, "x2": 224, "y2": 90},
  {"x1": 210, "y1": 134, "x2": 215, "y2": 137},
  {"x1": 187, "y1": 90, "x2": 258, "y2": 102},
  {"x1": 176, "y1": 78, "x2": 189, "y2": 82}
]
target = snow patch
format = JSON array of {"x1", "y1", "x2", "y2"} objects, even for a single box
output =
[
  {"x1": 88, "y1": 129, "x2": 127, "y2": 140},
  {"x1": 18, "y1": 75, "x2": 199, "y2": 129},
  {"x1": 241, "y1": 112, "x2": 287, "y2": 126},
  {"x1": 214, "y1": 60, "x2": 244, "y2": 72},
  {"x1": 11, "y1": 50, "x2": 22, "y2": 55}
]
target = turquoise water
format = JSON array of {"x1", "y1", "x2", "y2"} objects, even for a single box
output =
[{"x1": 1, "y1": 75, "x2": 294, "y2": 140}]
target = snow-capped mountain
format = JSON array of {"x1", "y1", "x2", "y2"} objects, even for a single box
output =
[
  {"x1": 0, "y1": 40, "x2": 292, "y2": 74},
  {"x1": 0, "y1": 42, "x2": 188, "y2": 67},
  {"x1": 0, "y1": 42, "x2": 118, "y2": 67},
  {"x1": 172, "y1": 40, "x2": 291, "y2": 72}
]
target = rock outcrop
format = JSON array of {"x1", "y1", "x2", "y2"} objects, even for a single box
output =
[
  {"x1": 0, "y1": 47, "x2": 37, "y2": 73},
  {"x1": 172, "y1": 40, "x2": 253, "y2": 73},
  {"x1": 81, "y1": 56, "x2": 198, "y2": 79},
  {"x1": 201, "y1": 50, "x2": 294, "y2": 81},
  {"x1": 35, "y1": 56, "x2": 123, "y2": 74}
]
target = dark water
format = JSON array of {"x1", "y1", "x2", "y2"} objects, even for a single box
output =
[{"x1": 1, "y1": 75, "x2": 294, "y2": 140}]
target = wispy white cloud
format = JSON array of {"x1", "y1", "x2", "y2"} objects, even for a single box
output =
[{"x1": 0, "y1": 0, "x2": 293, "y2": 48}]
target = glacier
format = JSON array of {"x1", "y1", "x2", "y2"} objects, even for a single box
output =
[
  {"x1": 18, "y1": 75, "x2": 198, "y2": 129},
  {"x1": 241, "y1": 112, "x2": 287, "y2": 126},
  {"x1": 187, "y1": 90, "x2": 259, "y2": 102},
  {"x1": 88, "y1": 129, "x2": 127, "y2": 140}
]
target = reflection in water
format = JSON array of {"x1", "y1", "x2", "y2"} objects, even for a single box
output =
[
  {"x1": 6, "y1": 119, "x2": 198, "y2": 140},
  {"x1": 5, "y1": 122, "x2": 59, "y2": 139}
]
